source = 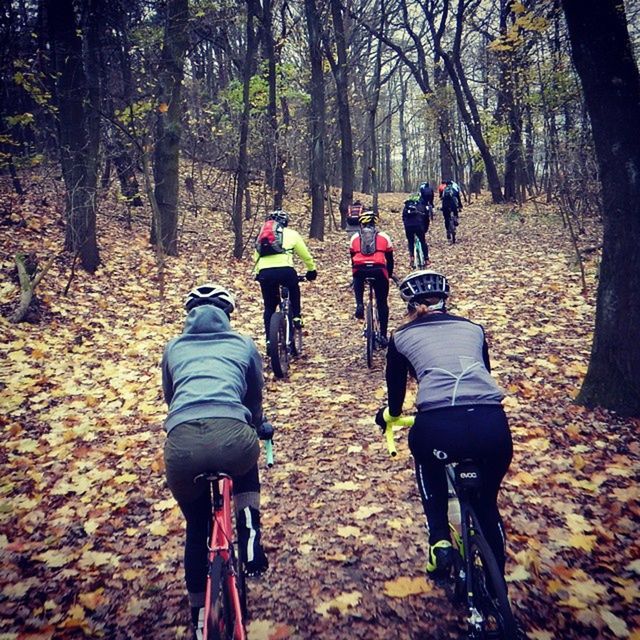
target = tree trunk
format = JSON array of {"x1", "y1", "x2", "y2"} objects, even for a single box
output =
[
  {"x1": 562, "y1": 0, "x2": 640, "y2": 416},
  {"x1": 46, "y1": 0, "x2": 100, "y2": 272},
  {"x1": 398, "y1": 77, "x2": 410, "y2": 192},
  {"x1": 261, "y1": 0, "x2": 285, "y2": 208},
  {"x1": 152, "y1": 0, "x2": 188, "y2": 256},
  {"x1": 329, "y1": 0, "x2": 354, "y2": 228},
  {"x1": 233, "y1": 0, "x2": 259, "y2": 258},
  {"x1": 305, "y1": 0, "x2": 325, "y2": 240}
]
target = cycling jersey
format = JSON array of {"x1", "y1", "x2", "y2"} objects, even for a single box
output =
[
  {"x1": 386, "y1": 312, "x2": 504, "y2": 415},
  {"x1": 254, "y1": 227, "x2": 315, "y2": 274}
]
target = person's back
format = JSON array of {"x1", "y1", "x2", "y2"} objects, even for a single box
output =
[{"x1": 419, "y1": 182, "x2": 435, "y2": 208}]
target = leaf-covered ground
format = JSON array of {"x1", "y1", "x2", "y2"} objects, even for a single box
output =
[{"x1": 0, "y1": 173, "x2": 638, "y2": 640}]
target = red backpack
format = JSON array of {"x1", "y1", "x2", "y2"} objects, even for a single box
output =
[{"x1": 255, "y1": 220, "x2": 285, "y2": 256}]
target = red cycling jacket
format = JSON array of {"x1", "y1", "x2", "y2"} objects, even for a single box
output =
[{"x1": 350, "y1": 230, "x2": 394, "y2": 278}]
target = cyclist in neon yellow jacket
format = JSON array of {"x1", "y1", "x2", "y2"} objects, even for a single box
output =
[{"x1": 253, "y1": 210, "x2": 317, "y2": 344}]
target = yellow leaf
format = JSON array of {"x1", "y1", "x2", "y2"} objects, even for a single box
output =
[
  {"x1": 331, "y1": 481, "x2": 359, "y2": 491},
  {"x1": 383, "y1": 576, "x2": 432, "y2": 598},
  {"x1": 566, "y1": 513, "x2": 592, "y2": 534},
  {"x1": 315, "y1": 591, "x2": 362, "y2": 617},
  {"x1": 78, "y1": 588, "x2": 105, "y2": 610},
  {"x1": 114, "y1": 472, "x2": 138, "y2": 484},
  {"x1": 353, "y1": 505, "x2": 384, "y2": 520},
  {"x1": 158, "y1": 102, "x2": 169, "y2": 113},
  {"x1": 79, "y1": 550, "x2": 119, "y2": 569},
  {"x1": 506, "y1": 564, "x2": 530, "y2": 582},
  {"x1": 247, "y1": 619, "x2": 294, "y2": 639},
  {"x1": 336, "y1": 525, "x2": 360, "y2": 538},
  {"x1": 567, "y1": 533, "x2": 597, "y2": 552},
  {"x1": 83, "y1": 520, "x2": 99, "y2": 535},
  {"x1": 599, "y1": 608, "x2": 629, "y2": 638},
  {"x1": 34, "y1": 549, "x2": 75, "y2": 568},
  {"x1": 148, "y1": 521, "x2": 168, "y2": 536}
]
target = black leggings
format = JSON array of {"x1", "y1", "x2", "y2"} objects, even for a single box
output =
[
  {"x1": 442, "y1": 204, "x2": 458, "y2": 233},
  {"x1": 353, "y1": 267, "x2": 390, "y2": 337},
  {"x1": 408, "y1": 405, "x2": 513, "y2": 573},
  {"x1": 257, "y1": 266, "x2": 300, "y2": 339},
  {"x1": 404, "y1": 226, "x2": 429, "y2": 262}
]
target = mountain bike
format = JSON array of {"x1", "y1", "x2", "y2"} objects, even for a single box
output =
[
  {"x1": 379, "y1": 412, "x2": 519, "y2": 640},
  {"x1": 193, "y1": 436, "x2": 274, "y2": 640},
  {"x1": 413, "y1": 236, "x2": 426, "y2": 269},
  {"x1": 364, "y1": 276, "x2": 382, "y2": 368},
  {"x1": 268, "y1": 276, "x2": 305, "y2": 379}
]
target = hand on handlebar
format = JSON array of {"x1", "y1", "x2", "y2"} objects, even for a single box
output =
[
  {"x1": 305, "y1": 270, "x2": 318, "y2": 281},
  {"x1": 257, "y1": 420, "x2": 275, "y2": 441}
]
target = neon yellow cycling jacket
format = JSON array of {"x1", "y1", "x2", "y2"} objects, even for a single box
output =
[{"x1": 253, "y1": 227, "x2": 316, "y2": 274}]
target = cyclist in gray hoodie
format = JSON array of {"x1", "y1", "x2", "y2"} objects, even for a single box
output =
[{"x1": 161, "y1": 283, "x2": 268, "y2": 638}]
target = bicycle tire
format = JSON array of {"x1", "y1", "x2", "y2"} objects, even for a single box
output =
[
  {"x1": 204, "y1": 555, "x2": 224, "y2": 640},
  {"x1": 468, "y1": 534, "x2": 518, "y2": 639},
  {"x1": 292, "y1": 324, "x2": 303, "y2": 357},
  {"x1": 365, "y1": 303, "x2": 374, "y2": 368},
  {"x1": 232, "y1": 543, "x2": 248, "y2": 621},
  {"x1": 268, "y1": 312, "x2": 289, "y2": 379}
]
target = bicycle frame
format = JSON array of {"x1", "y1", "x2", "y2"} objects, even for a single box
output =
[
  {"x1": 202, "y1": 475, "x2": 246, "y2": 640},
  {"x1": 278, "y1": 286, "x2": 292, "y2": 347}
]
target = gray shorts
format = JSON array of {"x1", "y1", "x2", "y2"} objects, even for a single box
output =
[{"x1": 164, "y1": 417, "x2": 259, "y2": 504}]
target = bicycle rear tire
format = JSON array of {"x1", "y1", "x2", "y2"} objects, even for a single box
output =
[
  {"x1": 365, "y1": 303, "x2": 375, "y2": 368},
  {"x1": 204, "y1": 555, "x2": 225, "y2": 640},
  {"x1": 292, "y1": 324, "x2": 303, "y2": 357},
  {"x1": 468, "y1": 534, "x2": 518, "y2": 640},
  {"x1": 268, "y1": 312, "x2": 289, "y2": 379}
]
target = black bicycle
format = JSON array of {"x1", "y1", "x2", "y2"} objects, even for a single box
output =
[
  {"x1": 364, "y1": 276, "x2": 382, "y2": 368},
  {"x1": 381, "y1": 414, "x2": 519, "y2": 640},
  {"x1": 268, "y1": 276, "x2": 305, "y2": 379}
]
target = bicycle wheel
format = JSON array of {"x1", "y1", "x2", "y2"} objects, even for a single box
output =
[
  {"x1": 292, "y1": 323, "x2": 303, "y2": 357},
  {"x1": 365, "y1": 302, "x2": 375, "y2": 368},
  {"x1": 414, "y1": 240, "x2": 425, "y2": 269},
  {"x1": 204, "y1": 555, "x2": 225, "y2": 640},
  {"x1": 467, "y1": 534, "x2": 518, "y2": 639},
  {"x1": 268, "y1": 311, "x2": 289, "y2": 379}
]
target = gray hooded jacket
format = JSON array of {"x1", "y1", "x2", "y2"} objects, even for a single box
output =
[{"x1": 161, "y1": 305, "x2": 264, "y2": 434}]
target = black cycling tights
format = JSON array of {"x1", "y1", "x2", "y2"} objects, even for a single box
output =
[
  {"x1": 352, "y1": 267, "x2": 390, "y2": 337},
  {"x1": 257, "y1": 266, "x2": 301, "y2": 339},
  {"x1": 408, "y1": 405, "x2": 513, "y2": 573}
]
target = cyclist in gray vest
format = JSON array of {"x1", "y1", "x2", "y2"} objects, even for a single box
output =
[{"x1": 376, "y1": 270, "x2": 513, "y2": 580}]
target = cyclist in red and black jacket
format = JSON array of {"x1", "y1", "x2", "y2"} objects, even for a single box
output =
[
  {"x1": 349, "y1": 210, "x2": 394, "y2": 346},
  {"x1": 376, "y1": 270, "x2": 513, "y2": 581}
]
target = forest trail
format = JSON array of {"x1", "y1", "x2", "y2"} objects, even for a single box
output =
[{"x1": 0, "y1": 180, "x2": 638, "y2": 640}]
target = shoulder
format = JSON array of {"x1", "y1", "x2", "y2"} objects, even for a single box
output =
[
  {"x1": 378, "y1": 231, "x2": 393, "y2": 246},
  {"x1": 284, "y1": 227, "x2": 302, "y2": 240}
]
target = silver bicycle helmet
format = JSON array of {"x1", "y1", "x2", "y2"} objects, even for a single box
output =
[
  {"x1": 399, "y1": 270, "x2": 450, "y2": 304},
  {"x1": 184, "y1": 283, "x2": 236, "y2": 315}
]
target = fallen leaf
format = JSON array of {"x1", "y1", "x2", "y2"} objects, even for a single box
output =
[{"x1": 383, "y1": 576, "x2": 432, "y2": 598}]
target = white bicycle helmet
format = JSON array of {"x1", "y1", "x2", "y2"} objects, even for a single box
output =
[
  {"x1": 184, "y1": 283, "x2": 236, "y2": 315},
  {"x1": 399, "y1": 270, "x2": 450, "y2": 305},
  {"x1": 267, "y1": 209, "x2": 289, "y2": 227}
]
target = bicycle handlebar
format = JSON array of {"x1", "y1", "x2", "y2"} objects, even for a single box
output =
[{"x1": 380, "y1": 409, "x2": 415, "y2": 457}]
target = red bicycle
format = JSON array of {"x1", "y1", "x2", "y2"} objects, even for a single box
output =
[
  {"x1": 194, "y1": 471, "x2": 247, "y2": 640},
  {"x1": 194, "y1": 437, "x2": 273, "y2": 640}
]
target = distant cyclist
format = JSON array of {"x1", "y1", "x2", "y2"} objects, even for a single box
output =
[
  {"x1": 402, "y1": 196, "x2": 429, "y2": 268},
  {"x1": 439, "y1": 179, "x2": 463, "y2": 242},
  {"x1": 376, "y1": 270, "x2": 513, "y2": 581},
  {"x1": 254, "y1": 210, "x2": 317, "y2": 346},
  {"x1": 161, "y1": 284, "x2": 270, "y2": 639},
  {"x1": 349, "y1": 210, "x2": 394, "y2": 347},
  {"x1": 418, "y1": 181, "x2": 435, "y2": 219}
]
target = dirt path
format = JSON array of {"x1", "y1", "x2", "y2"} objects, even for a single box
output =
[{"x1": 1, "y1": 184, "x2": 637, "y2": 640}]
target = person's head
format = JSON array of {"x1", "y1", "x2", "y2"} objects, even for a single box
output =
[
  {"x1": 421, "y1": 181, "x2": 430, "y2": 188},
  {"x1": 184, "y1": 283, "x2": 236, "y2": 317},
  {"x1": 358, "y1": 210, "x2": 378, "y2": 227},
  {"x1": 445, "y1": 179, "x2": 453, "y2": 185},
  {"x1": 353, "y1": 199, "x2": 362, "y2": 206},
  {"x1": 267, "y1": 209, "x2": 289, "y2": 227},
  {"x1": 399, "y1": 270, "x2": 450, "y2": 315}
]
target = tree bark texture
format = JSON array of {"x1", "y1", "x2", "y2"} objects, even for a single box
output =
[
  {"x1": 562, "y1": 0, "x2": 640, "y2": 416},
  {"x1": 152, "y1": 0, "x2": 188, "y2": 256},
  {"x1": 329, "y1": 0, "x2": 354, "y2": 228},
  {"x1": 46, "y1": 0, "x2": 100, "y2": 272},
  {"x1": 305, "y1": 0, "x2": 326, "y2": 240}
]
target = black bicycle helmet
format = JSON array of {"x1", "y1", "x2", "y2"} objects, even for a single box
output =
[
  {"x1": 184, "y1": 283, "x2": 236, "y2": 315},
  {"x1": 399, "y1": 270, "x2": 450, "y2": 304},
  {"x1": 267, "y1": 210, "x2": 289, "y2": 227}
]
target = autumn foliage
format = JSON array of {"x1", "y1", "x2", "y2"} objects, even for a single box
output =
[{"x1": 0, "y1": 173, "x2": 638, "y2": 639}]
